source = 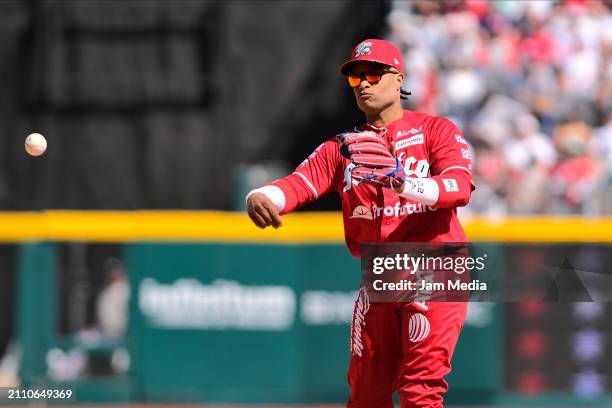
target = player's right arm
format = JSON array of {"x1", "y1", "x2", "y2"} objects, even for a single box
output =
[{"x1": 246, "y1": 139, "x2": 342, "y2": 229}]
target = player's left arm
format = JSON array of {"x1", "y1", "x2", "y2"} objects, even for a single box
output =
[{"x1": 395, "y1": 117, "x2": 474, "y2": 208}]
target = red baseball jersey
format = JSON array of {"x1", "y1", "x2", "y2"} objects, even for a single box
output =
[{"x1": 269, "y1": 110, "x2": 474, "y2": 257}]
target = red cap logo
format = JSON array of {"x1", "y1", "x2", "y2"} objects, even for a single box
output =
[
  {"x1": 354, "y1": 41, "x2": 372, "y2": 57},
  {"x1": 340, "y1": 39, "x2": 404, "y2": 75}
]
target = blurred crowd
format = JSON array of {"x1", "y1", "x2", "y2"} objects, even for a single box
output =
[{"x1": 388, "y1": 0, "x2": 612, "y2": 216}]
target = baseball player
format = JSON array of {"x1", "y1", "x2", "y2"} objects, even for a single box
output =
[{"x1": 246, "y1": 39, "x2": 474, "y2": 407}]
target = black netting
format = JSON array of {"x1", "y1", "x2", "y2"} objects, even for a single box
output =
[{"x1": 0, "y1": 0, "x2": 389, "y2": 209}]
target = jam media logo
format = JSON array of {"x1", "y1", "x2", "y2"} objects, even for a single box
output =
[
  {"x1": 350, "y1": 205, "x2": 374, "y2": 220},
  {"x1": 355, "y1": 41, "x2": 372, "y2": 57}
]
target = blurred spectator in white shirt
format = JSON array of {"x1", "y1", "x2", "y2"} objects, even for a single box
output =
[{"x1": 96, "y1": 258, "x2": 129, "y2": 340}]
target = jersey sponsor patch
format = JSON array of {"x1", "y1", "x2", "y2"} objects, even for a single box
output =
[
  {"x1": 408, "y1": 313, "x2": 431, "y2": 343},
  {"x1": 395, "y1": 134, "x2": 424, "y2": 150},
  {"x1": 455, "y1": 134, "x2": 468, "y2": 145},
  {"x1": 350, "y1": 202, "x2": 437, "y2": 220},
  {"x1": 350, "y1": 205, "x2": 374, "y2": 220},
  {"x1": 442, "y1": 178, "x2": 459, "y2": 192},
  {"x1": 396, "y1": 128, "x2": 421, "y2": 138}
]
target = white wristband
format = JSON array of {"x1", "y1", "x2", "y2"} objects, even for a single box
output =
[
  {"x1": 245, "y1": 185, "x2": 286, "y2": 213},
  {"x1": 396, "y1": 178, "x2": 439, "y2": 206}
]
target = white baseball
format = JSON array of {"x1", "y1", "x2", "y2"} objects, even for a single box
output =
[{"x1": 25, "y1": 133, "x2": 47, "y2": 156}]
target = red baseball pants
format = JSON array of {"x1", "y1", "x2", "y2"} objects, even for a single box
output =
[{"x1": 347, "y1": 288, "x2": 467, "y2": 407}]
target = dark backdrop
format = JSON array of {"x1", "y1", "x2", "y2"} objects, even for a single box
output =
[{"x1": 0, "y1": 0, "x2": 389, "y2": 210}]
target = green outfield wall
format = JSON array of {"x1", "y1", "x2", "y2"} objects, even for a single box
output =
[
  {"x1": 125, "y1": 243, "x2": 500, "y2": 403},
  {"x1": 14, "y1": 241, "x2": 499, "y2": 404},
  {"x1": 7, "y1": 212, "x2": 612, "y2": 405}
]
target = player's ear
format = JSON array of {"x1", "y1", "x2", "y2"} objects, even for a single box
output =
[{"x1": 395, "y1": 72, "x2": 404, "y2": 89}]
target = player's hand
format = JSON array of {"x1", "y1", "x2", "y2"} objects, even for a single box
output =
[{"x1": 246, "y1": 192, "x2": 283, "y2": 229}]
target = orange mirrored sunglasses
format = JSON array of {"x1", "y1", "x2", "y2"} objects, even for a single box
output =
[{"x1": 346, "y1": 69, "x2": 395, "y2": 87}]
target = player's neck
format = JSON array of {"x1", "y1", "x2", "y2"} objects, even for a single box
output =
[{"x1": 365, "y1": 104, "x2": 404, "y2": 127}]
